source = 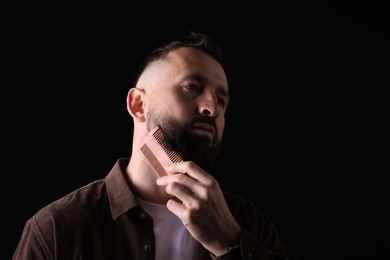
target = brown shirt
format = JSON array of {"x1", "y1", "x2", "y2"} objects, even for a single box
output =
[{"x1": 13, "y1": 158, "x2": 298, "y2": 260}]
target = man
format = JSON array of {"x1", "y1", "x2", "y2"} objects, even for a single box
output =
[{"x1": 13, "y1": 31, "x2": 298, "y2": 259}]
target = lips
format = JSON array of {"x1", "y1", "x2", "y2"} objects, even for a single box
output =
[{"x1": 191, "y1": 123, "x2": 215, "y2": 138}]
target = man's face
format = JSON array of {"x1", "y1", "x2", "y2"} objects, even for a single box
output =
[{"x1": 138, "y1": 47, "x2": 229, "y2": 171}]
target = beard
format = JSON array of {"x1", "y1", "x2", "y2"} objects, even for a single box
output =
[{"x1": 146, "y1": 111, "x2": 222, "y2": 172}]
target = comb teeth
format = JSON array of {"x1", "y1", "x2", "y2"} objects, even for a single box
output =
[
  {"x1": 152, "y1": 128, "x2": 183, "y2": 163},
  {"x1": 140, "y1": 126, "x2": 183, "y2": 177}
]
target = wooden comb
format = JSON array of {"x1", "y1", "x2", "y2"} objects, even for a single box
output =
[{"x1": 140, "y1": 126, "x2": 183, "y2": 176}]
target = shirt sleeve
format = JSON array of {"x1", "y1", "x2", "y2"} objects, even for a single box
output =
[
  {"x1": 209, "y1": 227, "x2": 298, "y2": 260},
  {"x1": 219, "y1": 192, "x2": 300, "y2": 260},
  {"x1": 13, "y1": 217, "x2": 54, "y2": 260}
]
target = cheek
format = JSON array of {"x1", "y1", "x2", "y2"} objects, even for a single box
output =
[
  {"x1": 169, "y1": 98, "x2": 193, "y2": 115},
  {"x1": 216, "y1": 119, "x2": 225, "y2": 140},
  {"x1": 159, "y1": 102, "x2": 187, "y2": 122},
  {"x1": 150, "y1": 95, "x2": 176, "y2": 112}
]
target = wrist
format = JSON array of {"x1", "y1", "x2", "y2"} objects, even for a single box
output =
[
  {"x1": 227, "y1": 227, "x2": 241, "y2": 251},
  {"x1": 209, "y1": 226, "x2": 242, "y2": 256}
]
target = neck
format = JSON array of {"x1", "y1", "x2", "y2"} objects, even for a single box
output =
[{"x1": 125, "y1": 154, "x2": 171, "y2": 204}]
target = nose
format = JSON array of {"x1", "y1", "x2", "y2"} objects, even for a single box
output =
[{"x1": 198, "y1": 93, "x2": 220, "y2": 117}]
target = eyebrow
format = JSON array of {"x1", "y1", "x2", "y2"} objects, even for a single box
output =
[{"x1": 182, "y1": 73, "x2": 230, "y2": 102}]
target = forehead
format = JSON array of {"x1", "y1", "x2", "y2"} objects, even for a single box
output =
[
  {"x1": 137, "y1": 47, "x2": 228, "y2": 93},
  {"x1": 165, "y1": 47, "x2": 225, "y2": 78}
]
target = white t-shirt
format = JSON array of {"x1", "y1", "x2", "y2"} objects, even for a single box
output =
[{"x1": 137, "y1": 198, "x2": 202, "y2": 260}]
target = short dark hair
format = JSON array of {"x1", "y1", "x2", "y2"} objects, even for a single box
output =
[{"x1": 133, "y1": 31, "x2": 224, "y2": 86}]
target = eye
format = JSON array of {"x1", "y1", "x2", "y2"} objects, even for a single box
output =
[
  {"x1": 217, "y1": 97, "x2": 227, "y2": 107},
  {"x1": 185, "y1": 83, "x2": 201, "y2": 93}
]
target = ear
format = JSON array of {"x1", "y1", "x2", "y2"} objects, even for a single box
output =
[{"x1": 127, "y1": 88, "x2": 146, "y2": 122}]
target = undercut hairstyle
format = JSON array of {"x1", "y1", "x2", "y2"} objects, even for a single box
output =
[{"x1": 133, "y1": 31, "x2": 224, "y2": 86}]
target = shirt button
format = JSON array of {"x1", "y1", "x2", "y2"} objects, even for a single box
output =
[
  {"x1": 144, "y1": 244, "x2": 152, "y2": 252},
  {"x1": 246, "y1": 252, "x2": 253, "y2": 259},
  {"x1": 138, "y1": 212, "x2": 146, "y2": 220}
]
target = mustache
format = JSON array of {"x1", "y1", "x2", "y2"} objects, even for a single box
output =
[{"x1": 190, "y1": 117, "x2": 216, "y2": 128}]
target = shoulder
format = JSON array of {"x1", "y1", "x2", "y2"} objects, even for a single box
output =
[
  {"x1": 14, "y1": 180, "x2": 108, "y2": 258},
  {"x1": 31, "y1": 179, "x2": 107, "y2": 227}
]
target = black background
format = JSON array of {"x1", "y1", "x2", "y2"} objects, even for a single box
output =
[{"x1": 4, "y1": 1, "x2": 389, "y2": 259}]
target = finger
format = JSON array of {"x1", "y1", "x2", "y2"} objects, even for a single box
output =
[
  {"x1": 166, "y1": 199, "x2": 187, "y2": 220},
  {"x1": 156, "y1": 172, "x2": 192, "y2": 186},
  {"x1": 156, "y1": 170, "x2": 204, "y2": 205},
  {"x1": 156, "y1": 173, "x2": 202, "y2": 197},
  {"x1": 165, "y1": 181, "x2": 200, "y2": 209},
  {"x1": 164, "y1": 162, "x2": 186, "y2": 175},
  {"x1": 164, "y1": 161, "x2": 211, "y2": 184}
]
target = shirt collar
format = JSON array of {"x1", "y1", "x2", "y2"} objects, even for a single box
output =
[{"x1": 105, "y1": 157, "x2": 139, "y2": 220}]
